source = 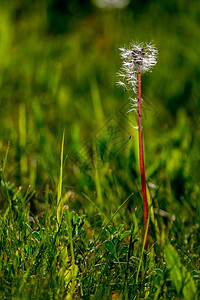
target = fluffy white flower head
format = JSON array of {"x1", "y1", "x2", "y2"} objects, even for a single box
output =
[{"x1": 117, "y1": 41, "x2": 158, "y2": 93}]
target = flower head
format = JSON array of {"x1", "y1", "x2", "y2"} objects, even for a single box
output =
[{"x1": 117, "y1": 42, "x2": 158, "y2": 92}]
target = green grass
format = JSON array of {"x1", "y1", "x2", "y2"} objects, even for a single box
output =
[{"x1": 0, "y1": 1, "x2": 200, "y2": 299}]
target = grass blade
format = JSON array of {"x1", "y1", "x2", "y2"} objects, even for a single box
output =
[{"x1": 57, "y1": 131, "x2": 65, "y2": 229}]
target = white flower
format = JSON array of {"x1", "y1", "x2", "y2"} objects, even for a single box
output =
[
  {"x1": 127, "y1": 97, "x2": 140, "y2": 113},
  {"x1": 117, "y1": 42, "x2": 158, "y2": 92}
]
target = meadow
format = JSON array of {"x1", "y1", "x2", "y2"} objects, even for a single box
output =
[{"x1": 0, "y1": 1, "x2": 199, "y2": 299}]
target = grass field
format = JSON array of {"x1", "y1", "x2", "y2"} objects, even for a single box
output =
[{"x1": 0, "y1": 1, "x2": 199, "y2": 299}]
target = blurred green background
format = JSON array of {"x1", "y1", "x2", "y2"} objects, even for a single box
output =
[{"x1": 0, "y1": 0, "x2": 199, "y2": 232}]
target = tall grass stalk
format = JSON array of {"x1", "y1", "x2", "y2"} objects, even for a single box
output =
[
  {"x1": 57, "y1": 131, "x2": 65, "y2": 230},
  {"x1": 56, "y1": 132, "x2": 78, "y2": 298}
]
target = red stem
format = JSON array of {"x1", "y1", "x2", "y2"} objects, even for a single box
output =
[{"x1": 138, "y1": 71, "x2": 149, "y2": 251}]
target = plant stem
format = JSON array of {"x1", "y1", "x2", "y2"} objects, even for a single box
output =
[{"x1": 137, "y1": 71, "x2": 149, "y2": 251}]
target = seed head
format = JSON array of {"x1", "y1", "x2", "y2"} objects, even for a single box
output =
[{"x1": 117, "y1": 42, "x2": 158, "y2": 92}]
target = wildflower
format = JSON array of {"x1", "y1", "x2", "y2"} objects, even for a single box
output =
[
  {"x1": 117, "y1": 41, "x2": 158, "y2": 251},
  {"x1": 117, "y1": 42, "x2": 158, "y2": 93}
]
